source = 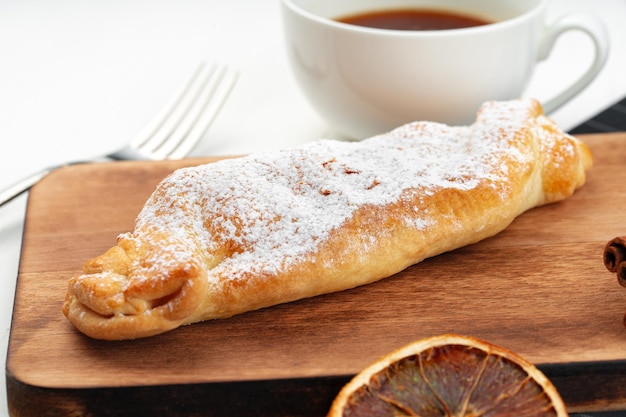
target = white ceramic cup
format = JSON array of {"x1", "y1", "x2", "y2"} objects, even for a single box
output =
[{"x1": 281, "y1": 0, "x2": 610, "y2": 139}]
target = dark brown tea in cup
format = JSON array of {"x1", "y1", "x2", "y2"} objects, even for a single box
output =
[{"x1": 336, "y1": 8, "x2": 492, "y2": 31}]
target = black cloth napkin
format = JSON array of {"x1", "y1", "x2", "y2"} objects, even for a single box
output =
[{"x1": 569, "y1": 96, "x2": 626, "y2": 134}]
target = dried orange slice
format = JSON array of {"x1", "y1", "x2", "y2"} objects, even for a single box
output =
[{"x1": 328, "y1": 334, "x2": 568, "y2": 417}]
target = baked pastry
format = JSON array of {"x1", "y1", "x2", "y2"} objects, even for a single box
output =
[{"x1": 62, "y1": 99, "x2": 592, "y2": 340}]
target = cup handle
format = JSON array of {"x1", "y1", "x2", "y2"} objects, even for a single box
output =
[{"x1": 537, "y1": 14, "x2": 610, "y2": 114}]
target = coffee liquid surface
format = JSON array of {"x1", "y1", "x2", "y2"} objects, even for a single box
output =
[{"x1": 337, "y1": 8, "x2": 492, "y2": 31}]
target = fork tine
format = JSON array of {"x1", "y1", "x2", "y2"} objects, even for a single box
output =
[
  {"x1": 129, "y1": 62, "x2": 208, "y2": 151},
  {"x1": 138, "y1": 63, "x2": 220, "y2": 158},
  {"x1": 158, "y1": 64, "x2": 239, "y2": 159}
]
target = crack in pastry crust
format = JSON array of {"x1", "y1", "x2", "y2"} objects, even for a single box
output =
[{"x1": 62, "y1": 99, "x2": 592, "y2": 340}]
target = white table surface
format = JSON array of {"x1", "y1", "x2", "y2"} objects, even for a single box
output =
[{"x1": 1, "y1": 0, "x2": 625, "y2": 415}]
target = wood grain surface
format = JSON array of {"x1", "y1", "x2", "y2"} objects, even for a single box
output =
[{"x1": 6, "y1": 134, "x2": 626, "y2": 416}]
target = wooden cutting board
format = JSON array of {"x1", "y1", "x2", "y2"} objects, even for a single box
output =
[{"x1": 7, "y1": 133, "x2": 626, "y2": 416}]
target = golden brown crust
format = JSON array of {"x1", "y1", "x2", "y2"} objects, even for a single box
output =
[{"x1": 62, "y1": 99, "x2": 592, "y2": 340}]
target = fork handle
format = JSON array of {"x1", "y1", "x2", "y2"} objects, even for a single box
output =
[{"x1": 0, "y1": 166, "x2": 58, "y2": 207}]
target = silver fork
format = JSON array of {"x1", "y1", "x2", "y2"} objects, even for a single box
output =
[{"x1": 0, "y1": 61, "x2": 238, "y2": 207}]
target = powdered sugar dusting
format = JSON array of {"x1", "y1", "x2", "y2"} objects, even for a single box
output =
[{"x1": 132, "y1": 100, "x2": 540, "y2": 281}]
